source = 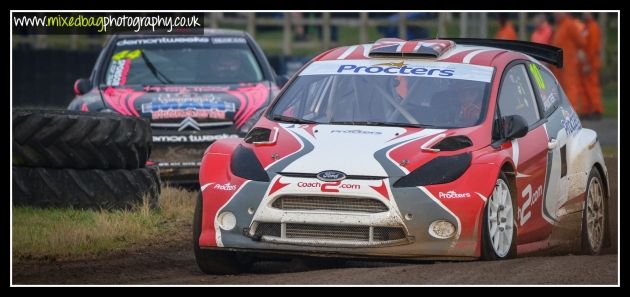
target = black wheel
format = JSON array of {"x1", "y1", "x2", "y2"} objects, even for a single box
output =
[
  {"x1": 193, "y1": 193, "x2": 248, "y2": 275},
  {"x1": 12, "y1": 166, "x2": 160, "y2": 210},
  {"x1": 581, "y1": 168, "x2": 607, "y2": 255},
  {"x1": 481, "y1": 171, "x2": 517, "y2": 260},
  {"x1": 13, "y1": 109, "x2": 151, "y2": 169}
]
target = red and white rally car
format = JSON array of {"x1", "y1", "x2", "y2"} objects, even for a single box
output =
[{"x1": 194, "y1": 38, "x2": 610, "y2": 274}]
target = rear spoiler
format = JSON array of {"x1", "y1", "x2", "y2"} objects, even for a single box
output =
[{"x1": 445, "y1": 38, "x2": 563, "y2": 68}]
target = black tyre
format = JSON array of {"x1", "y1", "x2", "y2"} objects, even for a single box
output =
[
  {"x1": 581, "y1": 168, "x2": 607, "y2": 255},
  {"x1": 193, "y1": 193, "x2": 248, "y2": 275},
  {"x1": 13, "y1": 109, "x2": 151, "y2": 169},
  {"x1": 481, "y1": 172, "x2": 517, "y2": 260},
  {"x1": 12, "y1": 166, "x2": 160, "y2": 210}
]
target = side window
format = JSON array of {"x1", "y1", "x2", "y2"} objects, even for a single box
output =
[
  {"x1": 528, "y1": 63, "x2": 561, "y2": 116},
  {"x1": 498, "y1": 64, "x2": 541, "y2": 126}
]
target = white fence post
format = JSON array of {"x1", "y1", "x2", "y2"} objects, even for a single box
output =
[
  {"x1": 399, "y1": 12, "x2": 407, "y2": 39},
  {"x1": 359, "y1": 12, "x2": 368, "y2": 44},
  {"x1": 518, "y1": 12, "x2": 527, "y2": 40},
  {"x1": 282, "y1": 13, "x2": 292, "y2": 56},
  {"x1": 480, "y1": 13, "x2": 488, "y2": 38},
  {"x1": 323, "y1": 12, "x2": 332, "y2": 50},
  {"x1": 599, "y1": 12, "x2": 608, "y2": 67},
  {"x1": 460, "y1": 12, "x2": 468, "y2": 38},
  {"x1": 247, "y1": 13, "x2": 256, "y2": 39},
  {"x1": 438, "y1": 12, "x2": 447, "y2": 38}
]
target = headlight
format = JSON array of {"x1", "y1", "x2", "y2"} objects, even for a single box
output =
[
  {"x1": 393, "y1": 152, "x2": 471, "y2": 187},
  {"x1": 230, "y1": 144, "x2": 270, "y2": 182},
  {"x1": 217, "y1": 212, "x2": 237, "y2": 231},
  {"x1": 428, "y1": 220, "x2": 456, "y2": 239}
]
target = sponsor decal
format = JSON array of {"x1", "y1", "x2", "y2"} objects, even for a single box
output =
[
  {"x1": 213, "y1": 183, "x2": 237, "y2": 191},
  {"x1": 438, "y1": 190, "x2": 471, "y2": 199},
  {"x1": 542, "y1": 93, "x2": 557, "y2": 111},
  {"x1": 316, "y1": 170, "x2": 346, "y2": 182},
  {"x1": 150, "y1": 109, "x2": 230, "y2": 120},
  {"x1": 337, "y1": 64, "x2": 455, "y2": 77},
  {"x1": 559, "y1": 106, "x2": 581, "y2": 134},
  {"x1": 116, "y1": 37, "x2": 210, "y2": 47},
  {"x1": 299, "y1": 60, "x2": 493, "y2": 82},
  {"x1": 112, "y1": 49, "x2": 142, "y2": 61},
  {"x1": 106, "y1": 59, "x2": 131, "y2": 86},
  {"x1": 519, "y1": 184, "x2": 543, "y2": 226},
  {"x1": 143, "y1": 85, "x2": 231, "y2": 93},
  {"x1": 142, "y1": 97, "x2": 236, "y2": 120},
  {"x1": 211, "y1": 37, "x2": 246, "y2": 44},
  {"x1": 528, "y1": 64, "x2": 546, "y2": 90},
  {"x1": 297, "y1": 181, "x2": 361, "y2": 192},
  {"x1": 330, "y1": 129, "x2": 382, "y2": 135},
  {"x1": 152, "y1": 133, "x2": 239, "y2": 143}
]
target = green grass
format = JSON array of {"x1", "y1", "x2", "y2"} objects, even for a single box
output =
[
  {"x1": 602, "y1": 82, "x2": 618, "y2": 118},
  {"x1": 12, "y1": 187, "x2": 197, "y2": 262},
  {"x1": 601, "y1": 145, "x2": 618, "y2": 158}
]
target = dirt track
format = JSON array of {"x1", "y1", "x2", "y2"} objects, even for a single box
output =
[{"x1": 13, "y1": 157, "x2": 618, "y2": 285}]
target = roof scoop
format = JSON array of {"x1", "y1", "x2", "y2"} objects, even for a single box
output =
[{"x1": 369, "y1": 38, "x2": 455, "y2": 58}]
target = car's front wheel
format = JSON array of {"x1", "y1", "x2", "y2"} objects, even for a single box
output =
[
  {"x1": 481, "y1": 172, "x2": 517, "y2": 260},
  {"x1": 193, "y1": 193, "x2": 248, "y2": 275},
  {"x1": 581, "y1": 168, "x2": 607, "y2": 255}
]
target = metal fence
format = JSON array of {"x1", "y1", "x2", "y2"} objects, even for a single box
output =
[{"x1": 12, "y1": 12, "x2": 613, "y2": 66}]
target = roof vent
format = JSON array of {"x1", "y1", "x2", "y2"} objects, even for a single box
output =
[{"x1": 369, "y1": 39, "x2": 455, "y2": 58}]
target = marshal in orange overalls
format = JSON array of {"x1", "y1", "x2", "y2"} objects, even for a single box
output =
[
  {"x1": 551, "y1": 13, "x2": 587, "y2": 115},
  {"x1": 495, "y1": 20, "x2": 518, "y2": 40}
]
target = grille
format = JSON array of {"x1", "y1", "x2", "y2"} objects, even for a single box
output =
[
  {"x1": 253, "y1": 222, "x2": 281, "y2": 238},
  {"x1": 373, "y1": 227, "x2": 407, "y2": 241},
  {"x1": 252, "y1": 222, "x2": 407, "y2": 243},
  {"x1": 272, "y1": 195, "x2": 388, "y2": 213},
  {"x1": 286, "y1": 224, "x2": 370, "y2": 241}
]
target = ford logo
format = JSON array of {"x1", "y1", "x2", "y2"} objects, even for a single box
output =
[{"x1": 316, "y1": 170, "x2": 346, "y2": 182}]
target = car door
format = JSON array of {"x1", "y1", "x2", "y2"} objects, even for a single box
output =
[
  {"x1": 497, "y1": 63, "x2": 551, "y2": 243},
  {"x1": 527, "y1": 62, "x2": 570, "y2": 224}
]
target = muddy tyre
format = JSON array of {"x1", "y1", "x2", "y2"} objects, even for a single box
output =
[
  {"x1": 13, "y1": 109, "x2": 151, "y2": 169},
  {"x1": 12, "y1": 166, "x2": 160, "y2": 210},
  {"x1": 193, "y1": 193, "x2": 249, "y2": 275}
]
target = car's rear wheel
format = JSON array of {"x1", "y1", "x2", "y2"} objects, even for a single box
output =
[
  {"x1": 581, "y1": 168, "x2": 606, "y2": 255},
  {"x1": 193, "y1": 193, "x2": 248, "y2": 275},
  {"x1": 481, "y1": 172, "x2": 517, "y2": 260}
]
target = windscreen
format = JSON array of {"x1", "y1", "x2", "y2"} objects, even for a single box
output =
[
  {"x1": 270, "y1": 60, "x2": 494, "y2": 128},
  {"x1": 104, "y1": 36, "x2": 264, "y2": 86}
]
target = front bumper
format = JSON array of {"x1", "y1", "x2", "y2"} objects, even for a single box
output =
[{"x1": 203, "y1": 175, "x2": 484, "y2": 258}]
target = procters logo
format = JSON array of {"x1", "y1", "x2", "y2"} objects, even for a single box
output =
[
  {"x1": 337, "y1": 64, "x2": 454, "y2": 77},
  {"x1": 438, "y1": 190, "x2": 471, "y2": 199},
  {"x1": 316, "y1": 170, "x2": 346, "y2": 182},
  {"x1": 214, "y1": 183, "x2": 237, "y2": 191}
]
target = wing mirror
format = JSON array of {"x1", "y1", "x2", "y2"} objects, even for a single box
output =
[
  {"x1": 74, "y1": 78, "x2": 92, "y2": 95},
  {"x1": 502, "y1": 115, "x2": 529, "y2": 139}
]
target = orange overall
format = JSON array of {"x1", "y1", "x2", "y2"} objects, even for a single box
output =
[
  {"x1": 495, "y1": 21, "x2": 518, "y2": 40},
  {"x1": 531, "y1": 21, "x2": 553, "y2": 45},
  {"x1": 551, "y1": 16, "x2": 587, "y2": 115},
  {"x1": 582, "y1": 18, "x2": 604, "y2": 114}
]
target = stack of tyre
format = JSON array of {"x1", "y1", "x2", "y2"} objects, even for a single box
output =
[{"x1": 12, "y1": 109, "x2": 161, "y2": 209}]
